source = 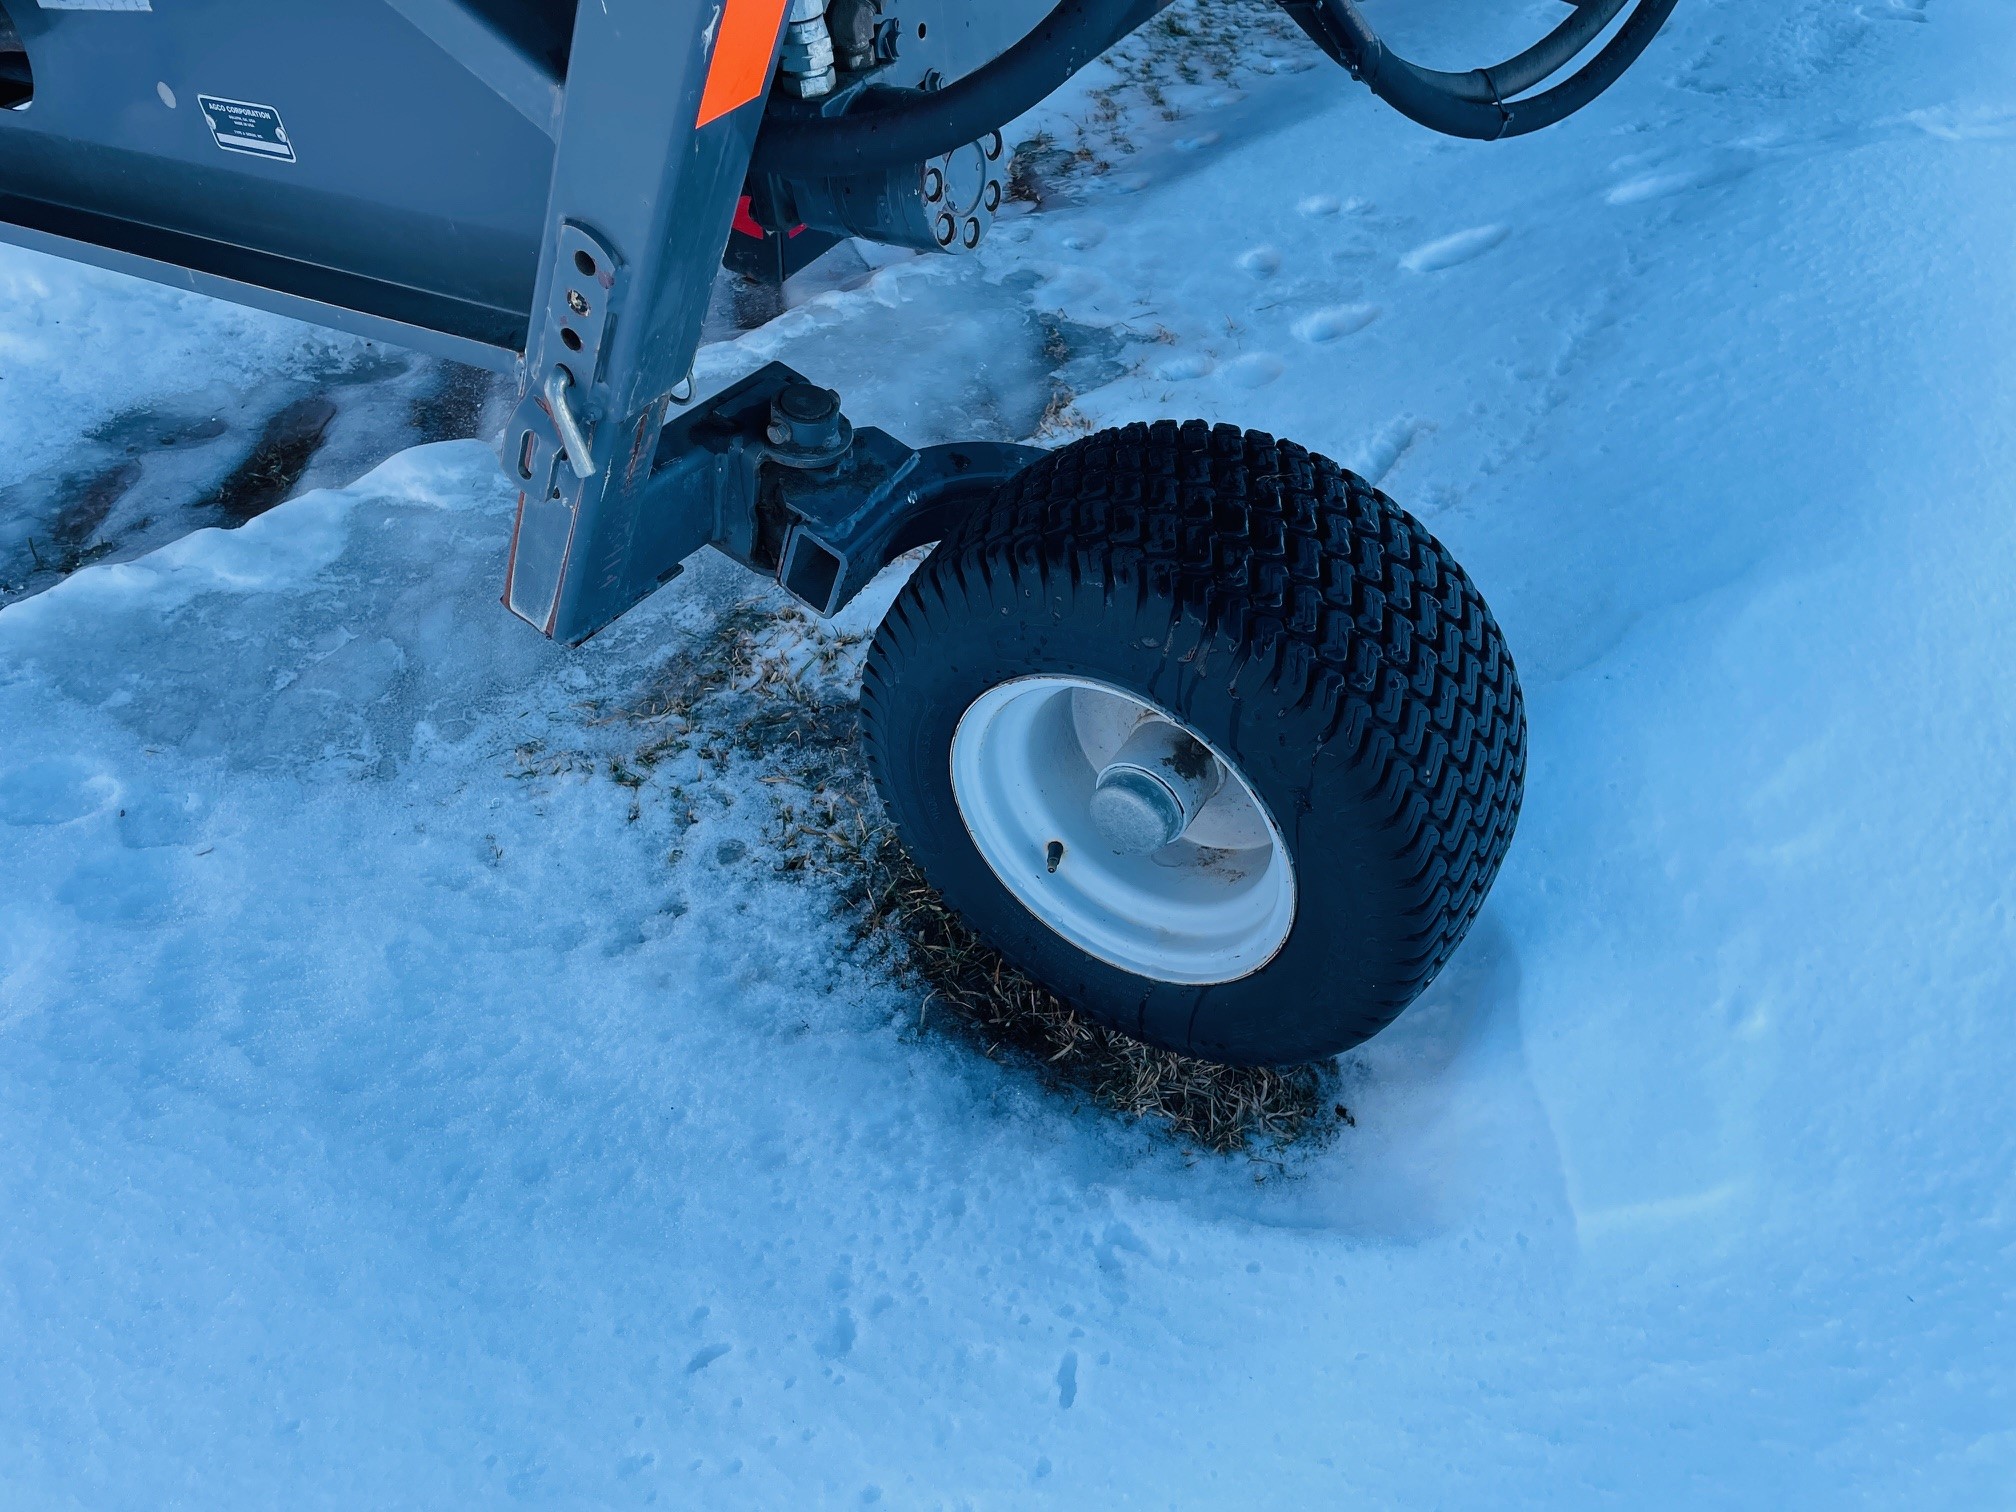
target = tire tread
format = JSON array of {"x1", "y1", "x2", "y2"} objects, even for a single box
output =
[{"x1": 863, "y1": 420, "x2": 1526, "y2": 1048}]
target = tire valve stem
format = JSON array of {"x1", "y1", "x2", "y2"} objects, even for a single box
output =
[{"x1": 1045, "y1": 840, "x2": 1065, "y2": 874}]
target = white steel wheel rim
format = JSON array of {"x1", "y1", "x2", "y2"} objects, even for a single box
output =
[{"x1": 948, "y1": 676, "x2": 1297, "y2": 985}]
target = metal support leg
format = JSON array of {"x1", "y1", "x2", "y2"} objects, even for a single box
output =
[
  {"x1": 500, "y1": 0, "x2": 793, "y2": 643},
  {"x1": 497, "y1": 2, "x2": 1047, "y2": 644}
]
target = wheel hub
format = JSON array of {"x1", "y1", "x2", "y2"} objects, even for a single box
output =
[
  {"x1": 947, "y1": 677, "x2": 1297, "y2": 985},
  {"x1": 1088, "y1": 718, "x2": 1225, "y2": 855}
]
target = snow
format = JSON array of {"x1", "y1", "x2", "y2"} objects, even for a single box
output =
[
  {"x1": 0, "y1": 254, "x2": 506, "y2": 607},
  {"x1": 4, "y1": 0, "x2": 2015, "y2": 1504}
]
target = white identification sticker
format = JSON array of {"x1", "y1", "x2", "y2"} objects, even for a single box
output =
[{"x1": 196, "y1": 95, "x2": 296, "y2": 163}]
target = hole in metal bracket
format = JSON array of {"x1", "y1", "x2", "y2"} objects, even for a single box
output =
[
  {"x1": 0, "y1": 6, "x2": 32, "y2": 111},
  {"x1": 780, "y1": 531, "x2": 843, "y2": 616}
]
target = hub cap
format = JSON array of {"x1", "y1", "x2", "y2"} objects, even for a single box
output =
[{"x1": 948, "y1": 677, "x2": 1298, "y2": 984}]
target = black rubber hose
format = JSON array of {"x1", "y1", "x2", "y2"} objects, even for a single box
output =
[
  {"x1": 749, "y1": 0, "x2": 1165, "y2": 178},
  {"x1": 750, "y1": 0, "x2": 1678, "y2": 177},
  {"x1": 1311, "y1": 0, "x2": 1681, "y2": 140},
  {"x1": 1421, "y1": 0, "x2": 1632, "y2": 104}
]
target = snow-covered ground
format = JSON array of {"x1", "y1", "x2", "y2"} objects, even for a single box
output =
[
  {"x1": 0, "y1": 265, "x2": 508, "y2": 609},
  {"x1": 4, "y1": 0, "x2": 2015, "y2": 1504}
]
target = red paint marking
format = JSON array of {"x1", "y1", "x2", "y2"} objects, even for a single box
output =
[{"x1": 733, "y1": 194, "x2": 811, "y2": 242}]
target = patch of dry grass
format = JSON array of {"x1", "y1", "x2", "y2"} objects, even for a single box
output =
[
  {"x1": 842, "y1": 826, "x2": 1342, "y2": 1153},
  {"x1": 1008, "y1": 0, "x2": 1314, "y2": 204},
  {"x1": 611, "y1": 595, "x2": 1344, "y2": 1156}
]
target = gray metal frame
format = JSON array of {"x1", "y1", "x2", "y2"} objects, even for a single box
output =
[
  {"x1": 0, "y1": 2, "x2": 562, "y2": 367},
  {"x1": 0, "y1": 0, "x2": 1045, "y2": 643}
]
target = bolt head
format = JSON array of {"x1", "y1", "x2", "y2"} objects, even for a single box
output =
[
  {"x1": 766, "y1": 383, "x2": 851, "y2": 467},
  {"x1": 781, "y1": 66, "x2": 836, "y2": 98},
  {"x1": 776, "y1": 383, "x2": 836, "y2": 424}
]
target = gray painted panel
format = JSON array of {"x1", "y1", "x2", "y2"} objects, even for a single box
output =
[
  {"x1": 384, "y1": 0, "x2": 564, "y2": 137},
  {"x1": 0, "y1": 213, "x2": 521, "y2": 370},
  {"x1": 892, "y1": 0, "x2": 1056, "y2": 89},
  {"x1": 0, "y1": 0, "x2": 552, "y2": 319}
]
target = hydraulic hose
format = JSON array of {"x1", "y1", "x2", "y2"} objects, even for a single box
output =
[
  {"x1": 749, "y1": 0, "x2": 1166, "y2": 178},
  {"x1": 748, "y1": 0, "x2": 1680, "y2": 178},
  {"x1": 1296, "y1": 0, "x2": 1681, "y2": 140}
]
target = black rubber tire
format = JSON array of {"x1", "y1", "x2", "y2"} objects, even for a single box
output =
[{"x1": 860, "y1": 420, "x2": 1525, "y2": 1066}]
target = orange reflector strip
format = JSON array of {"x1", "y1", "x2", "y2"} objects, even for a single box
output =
[{"x1": 695, "y1": 0, "x2": 791, "y2": 128}]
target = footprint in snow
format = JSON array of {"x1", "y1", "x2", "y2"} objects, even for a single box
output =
[
  {"x1": 1400, "y1": 225, "x2": 1509, "y2": 273},
  {"x1": 1237, "y1": 246, "x2": 1282, "y2": 278},
  {"x1": 1154, "y1": 353, "x2": 1214, "y2": 381},
  {"x1": 0, "y1": 757, "x2": 119, "y2": 827},
  {"x1": 1224, "y1": 353, "x2": 1285, "y2": 389},
  {"x1": 815, "y1": 1309, "x2": 857, "y2": 1360},
  {"x1": 1907, "y1": 106, "x2": 2016, "y2": 141},
  {"x1": 1605, "y1": 149, "x2": 1755, "y2": 206},
  {"x1": 1297, "y1": 194, "x2": 1343, "y2": 218},
  {"x1": 1174, "y1": 131, "x2": 1221, "y2": 152},
  {"x1": 57, "y1": 852, "x2": 174, "y2": 925},
  {"x1": 1349, "y1": 417, "x2": 1431, "y2": 485},
  {"x1": 1292, "y1": 304, "x2": 1379, "y2": 344},
  {"x1": 1059, "y1": 223, "x2": 1107, "y2": 251}
]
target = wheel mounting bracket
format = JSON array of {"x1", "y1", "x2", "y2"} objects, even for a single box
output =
[
  {"x1": 633, "y1": 362, "x2": 1043, "y2": 625},
  {"x1": 508, "y1": 360, "x2": 1041, "y2": 641}
]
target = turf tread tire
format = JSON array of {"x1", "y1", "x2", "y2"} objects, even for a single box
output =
[{"x1": 861, "y1": 419, "x2": 1525, "y2": 1064}]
